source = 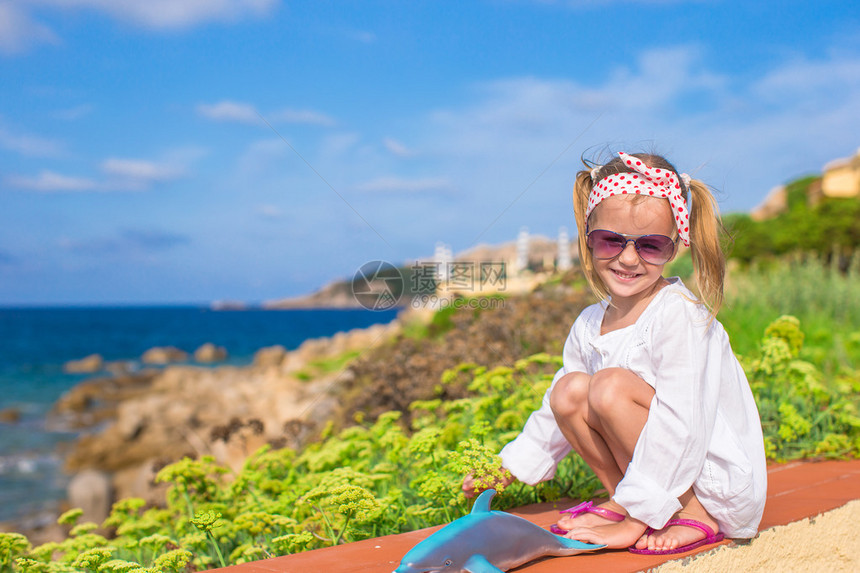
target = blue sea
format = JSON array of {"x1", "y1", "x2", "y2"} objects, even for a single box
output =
[{"x1": 0, "y1": 306, "x2": 399, "y2": 524}]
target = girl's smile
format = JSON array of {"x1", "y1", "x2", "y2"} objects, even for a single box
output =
[
  {"x1": 610, "y1": 269, "x2": 643, "y2": 281},
  {"x1": 589, "y1": 195, "x2": 677, "y2": 311}
]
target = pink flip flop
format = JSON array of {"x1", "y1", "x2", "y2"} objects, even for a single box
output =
[
  {"x1": 549, "y1": 500, "x2": 625, "y2": 535},
  {"x1": 628, "y1": 518, "x2": 725, "y2": 555}
]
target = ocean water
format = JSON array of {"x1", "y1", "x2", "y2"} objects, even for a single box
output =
[{"x1": 0, "y1": 306, "x2": 399, "y2": 523}]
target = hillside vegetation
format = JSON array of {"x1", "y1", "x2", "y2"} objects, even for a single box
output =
[{"x1": 725, "y1": 176, "x2": 860, "y2": 265}]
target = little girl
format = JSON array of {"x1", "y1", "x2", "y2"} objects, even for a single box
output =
[{"x1": 463, "y1": 150, "x2": 767, "y2": 554}]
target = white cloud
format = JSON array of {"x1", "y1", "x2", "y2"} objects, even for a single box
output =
[
  {"x1": 98, "y1": 154, "x2": 194, "y2": 190},
  {"x1": 206, "y1": 45, "x2": 860, "y2": 258},
  {"x1": 6, "y1": 154, "x2": 192, "y2": 193},
  {"x1": 6, "y1": 170, "x2": 97, "y2": 192},
  {"x1": 383, "y1": 137, "x2": 415, "y2": 157},
  {"x1": 101, "y1": 157, "x2": 184, "y2": 182},
  {"x1": 256, "y1": 204, "x2": 284, "y2": 219},
  {"x1": 235, "y1": 137, "x2": 290, "y2": 175},
  {"x1": 348, "y1": 30, "x2": 376, "y2": 44},
  {"x1": 751, "y1": 54, "x2": 860, "y2": 107},
  {"x1": 393, "y1": 43, "x2": 860, "y2": 247},
  {"x1": 32, "y1": 0, "x2": 278, "y2": 30},
  {"x1": 269, "y1": 108, "x2": 336, "y2": 126},
  {"x1": 197, "y1": 100, "x2": 260, "y2": 123},
  {"x1": 356, "y1": 176, "x2": 453, "y2": 193},
  {"x1": 197, "y1": 100, "x2": 336, "y2": 126},
  {"x1": 0, "y1": 2, "x2": 58, "y2": 55},
  {"x1": 3, "y1": 1, "x2": 276, "y2": 56},
  {"x1": 53, "y1": 104, "x2": 94, "y2": 121},
  {"x1": 0, "y1": 123, "x2": 64, "y2": 157},
  {"x1": 59, "y1": 228, "x2": 190, "y2": 257},
  {"x1": 319, "y1": 132, "x2": 361, "y2": 157},
  {"x1": 602, "y1": 46, "x2": 725, "y2": 109},
  {"x1": 434, "y1": 46, "x2": 722, "y2": 145}
]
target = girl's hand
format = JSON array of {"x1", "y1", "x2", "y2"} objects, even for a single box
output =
[
  {"x1": 461, "y1": 474, "x2": 479, "y2": 498},
  {"x1": 461, "y1": 472, "x2": 516, "y2": 498}
]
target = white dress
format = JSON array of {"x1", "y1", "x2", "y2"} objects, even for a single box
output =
[{"x1": 499, "y1": 278, "x2": 767, "y2": 538}]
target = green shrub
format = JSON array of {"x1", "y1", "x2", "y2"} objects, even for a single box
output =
[
  {"x1": 743, "y1": 316, "x2": 860, "y2": 461},
  {"x1": 6, "y1": 313, "x2": 858, "y2": 569},
  {"x1": 723, "y1": 175, "x2": 860, "y2": 263},
  {"x1": 722, "y1": 253, "x2": 860, "y2": 375}
]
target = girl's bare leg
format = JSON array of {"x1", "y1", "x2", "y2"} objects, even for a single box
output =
[
  {"x1": 551, "y1": 368, "x2": 720, "y2": 549},
  {"x1": 549, "y1": 368, "x2": 653, "y2": 531},
  {"x1": 549, "y1": 371, "x2": 625, "y2": 495}
]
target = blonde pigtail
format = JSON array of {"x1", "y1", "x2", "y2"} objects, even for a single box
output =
[
  {"x1": 573, "y1": 170, "x2": 610, "y2": 302},
  {"x1": 687, "y1": 179, "x2": 726, "y2": 315}
]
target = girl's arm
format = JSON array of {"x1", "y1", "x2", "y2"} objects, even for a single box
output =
[
  {"x1": 498, "y1": 313, "x2": 593, "y2": 484},
  {"x1": 498, "y1": 367, "x2": 572, "y2": 484}
]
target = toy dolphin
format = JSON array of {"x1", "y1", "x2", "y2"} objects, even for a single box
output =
[{"x1": 393, "y1": 489, "x2": 604, "y2": 573}]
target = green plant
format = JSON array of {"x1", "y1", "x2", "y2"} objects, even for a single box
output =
[
  {"x1": 722, "y1": 252, "x2": 860, "y2": 375},
  {"x1": 0, "y1": 533, "x2": 30, "y2": 573},
  {"x1": 743, "y1": 315, "x2": 860, "y2": 461},
  {"x1": 5, "y1": 307, "x2": 858, "y2": 570},
  {"x1": 294, "y1": 350, "x2": 363, "y2": 381},
  {"x1": 4, "y1": 354, "x2": 581, "y2": 569}
]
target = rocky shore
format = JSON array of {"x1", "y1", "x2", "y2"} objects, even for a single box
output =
[
  {"x1": 4, "y1": 273, "x2": 592, "y2": 543},
  {"x1": 26, "y1": 320, "x2": 402, "y2": 536}
]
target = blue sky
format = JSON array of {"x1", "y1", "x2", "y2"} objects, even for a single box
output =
[{"x1": 1, "y1": 0, "x2": 859, "y2": 305}]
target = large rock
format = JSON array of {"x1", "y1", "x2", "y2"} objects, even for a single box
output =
[
  {"x1": 253, "y1": 345, "x2": 287, "y2": 368},
  {"x1": 0, "y1": 407, "x2": 21, "y2": 423},
  {"x1": 67, "y1": 469, "x2": 113, "y2": 525},
  {"x1": 141, "y1": 346, "x2": 188, "y2": 364},
  {"x1": 194, "y1": 343, "x2": 227, "y2": 363},
  {"x1": 112, "y1": 460, "x2": 167, "y2": 506},
  {"x1": 750, "y1": 185, "x2": 787, "y2": 221},
  {"x1": 104, "y1": 360, "x2": 134, "y2": 375},
  {"x1": 49, "y1": 371, "x2": 158, "y2": 430},
  {"x1": 63, "y1": 354, "x2": 104, "y2": 374}
]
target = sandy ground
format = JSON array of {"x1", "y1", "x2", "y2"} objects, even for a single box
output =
[{"x1": 652, "y1": 499, "x2": 860, "y2": 573}]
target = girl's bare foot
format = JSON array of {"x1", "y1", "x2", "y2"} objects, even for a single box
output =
[
  {"x1": 633, "y1": 491, "x2": 720, "y2": 552},
  {"x1": 556, "y1": 499, "x2": 627, "y2": 531},
  {"x1": 565, "y1": 516, "x2": 648, "y2": 549}
]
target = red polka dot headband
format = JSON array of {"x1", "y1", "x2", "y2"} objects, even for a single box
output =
[{"x1": 586, "y1": 152, "x2": 691, "y2": 247}]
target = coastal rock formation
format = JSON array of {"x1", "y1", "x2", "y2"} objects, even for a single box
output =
[
  {"x1": 193, "y1": 342, "x2": 227, "y2": 363},
  {"x1": 0, "y1": 407, "x2": 21, "y2": 423},
  {"x1": 104, "y1": 360, "x2": 134, "y2": 375},
  {"x1": 264, "y1": 280, "x2": 361, "y2": 309},
  {"x1": 252, "y1": 345, "x2": 287, "y2": 368},
  {"x1": 58, "y1": 321, "x2": 401, "y2": 504},
  {"x1": 63, "y1": 354, "x2": 104, "y2": 374},
  {"x1": 141, "y1": 346, "x2": 188, "y2": 364},
  {"x1": 67, "y1": 469, "x2": 112, "y2": 525},
  {"x1": 50, "y1": 371, "x2": 159, "y2": 429}
]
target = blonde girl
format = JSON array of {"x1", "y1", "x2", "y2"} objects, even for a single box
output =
[{"x1": 463, "y1": 151, "x2": 767, "y2": 554}]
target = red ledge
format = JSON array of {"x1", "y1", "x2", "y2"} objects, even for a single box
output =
[{"x1": 210, "y1": 458, "x2": 860, "y2": 573}]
